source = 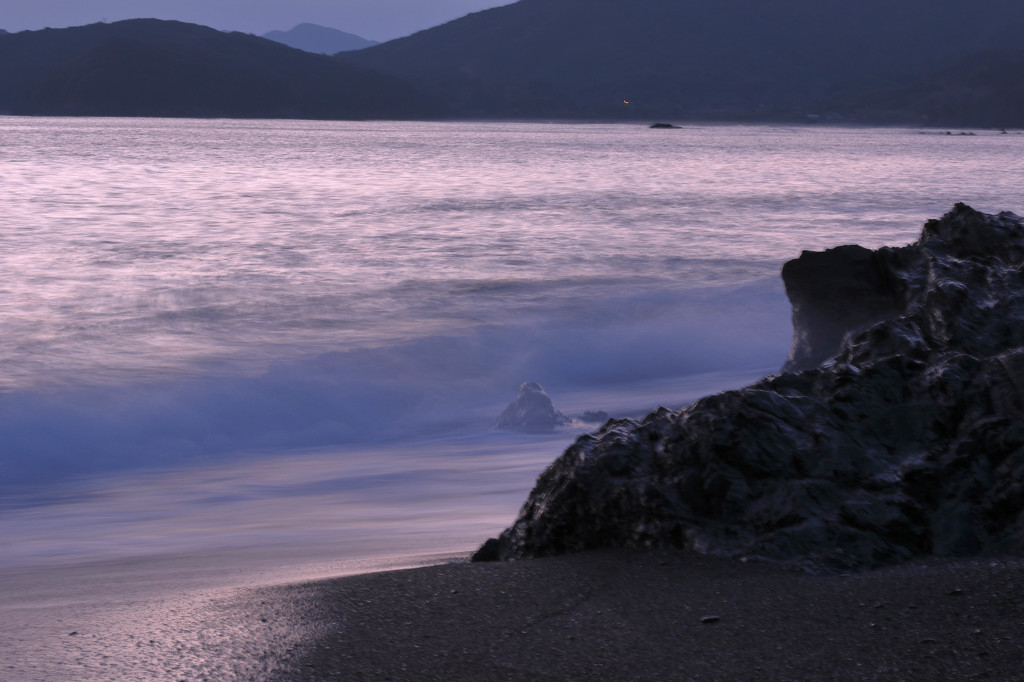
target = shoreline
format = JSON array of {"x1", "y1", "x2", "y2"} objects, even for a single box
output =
[
  {"x1": 261, "y1": 548, "x2": 1024, "y2": 680},
  {"x1": 7, "y1": 545, "x2": 1022, "y2": 679},
  {"x1": 0, "y1": 548, "x2": 464, "y2": 681},
  {"x1": 0, "y1": 113, "x2": 1012, "y2": 132}
]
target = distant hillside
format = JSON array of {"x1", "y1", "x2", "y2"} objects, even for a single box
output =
[
  {"x1": 263, "y1": 23, "x2": 378, "y2": 55},
  {"x1": 823, "y1": 49, "x2": 1024, "y2": 128},
  {"x1": 0, "y1": 19, "x2": 433, "y2": 118},
  {"x1": 341, "y1": 0, "x2": 1024, "y2": 122}
]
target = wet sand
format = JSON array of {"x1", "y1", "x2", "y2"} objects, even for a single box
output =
[
  {"x1": 261, "y1": 549, "x2": 1024, "y2": 681},
  {"x1": 0, "y1": 549, "x2": 458, "y2": 681}
]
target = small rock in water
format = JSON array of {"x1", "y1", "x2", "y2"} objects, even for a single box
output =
[
  {"x1": 494, "y1": 382, "x2": 570, "y2": 433},
  {"x1": 701, "y1": 616, "x2": 721, "y2": 624}
]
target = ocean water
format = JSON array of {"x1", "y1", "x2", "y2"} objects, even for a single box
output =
[{"x1": 2, "y1": 118, "x2": 1024, "y2": 677}]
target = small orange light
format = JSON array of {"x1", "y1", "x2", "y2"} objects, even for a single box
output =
[{"x1": 623, "y1": 100, "x2": 630, "y2": 104}]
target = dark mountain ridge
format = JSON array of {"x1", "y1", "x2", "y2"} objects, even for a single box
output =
[
  {"x1": 824, "y1": 48, "x2": 1024, "y2": 127},
  {"x1": 2, "y1": 3, "x2": 1023, "y2": 124},
  {"x1": 341, "y1": 0, "x2": 1024, "y2": 123},
  {"x1": 0, "y1": 19, "x2": 432, "y2": 118},
  {"x1": 263, "y1": 23, "x2": 378, "y2": 55}
]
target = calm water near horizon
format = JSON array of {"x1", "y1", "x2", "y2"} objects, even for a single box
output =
[{"x1": 2, "y1": 117, "x2": 1024, "y2": 678}]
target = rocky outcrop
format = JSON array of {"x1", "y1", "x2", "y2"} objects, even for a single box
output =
[
  {"x1": 495, "y1": 382, "x2": 571, "y2": 433},
  {"x1": 781, "y1": 243, "x2": 923, "y2": 371},
  {"x1": 474, "y1": 204, "x2": 1024, "y2": 571}
]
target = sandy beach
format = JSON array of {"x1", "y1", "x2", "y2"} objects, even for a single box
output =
[
  {"x1": 254, "y1": 549, "x2": 1024, "y2": 681},
  {"x1": 6, "y1": 546, "x2": 1021, "y2": 679}
]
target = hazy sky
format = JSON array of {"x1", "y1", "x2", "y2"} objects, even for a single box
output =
[{"x1": 0, "y1": 0, "x2": 512, "y2": 41}]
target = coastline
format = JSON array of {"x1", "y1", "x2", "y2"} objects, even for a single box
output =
[
  {"x1": 8, "y1": 545, "x2": 1022, "y2": 679},
  {"x1": 263, "y1": 549, "x2": 1024, "y2": 680},
  {"x1": 5, "y1": 124, "x2": 1024, "y2": 680},
  {"x1": 0, "y1": 548, "x2": 463, "y2": 681}
]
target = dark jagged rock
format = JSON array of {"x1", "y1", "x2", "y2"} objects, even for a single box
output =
[
  {"x1": 476, "y1": 204, "x2": 1024, "y2": 571},
  {"x1": 471, "y1": 537, "x2": 502, "y2": 562},
  {"x1": 495, "y1": 382, "x2": 570, "y2": 433},
  {"x1": 650, "y1": 123, "x2": 681, "y2": 129},
  {"x1": 781, "y1": 243, "x2": 924, "y2": 371}
]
